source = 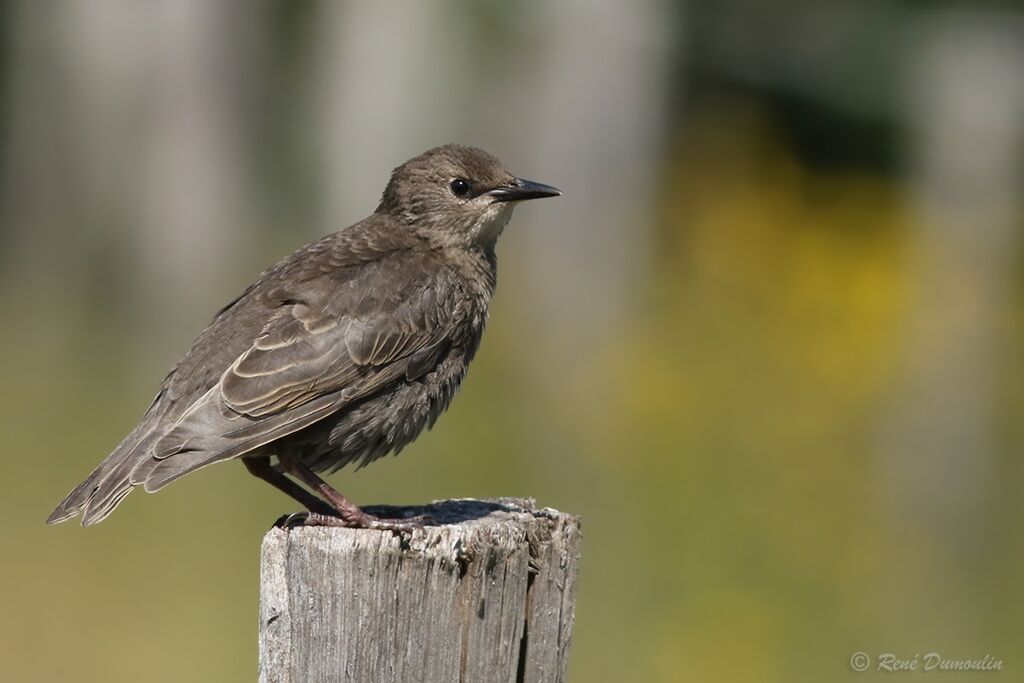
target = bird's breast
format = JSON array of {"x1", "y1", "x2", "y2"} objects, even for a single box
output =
[{"x1": 302, "y1": 343, "x2": 476, "y2": 473}]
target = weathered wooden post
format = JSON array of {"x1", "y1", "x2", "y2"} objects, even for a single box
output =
[{"x1": 259, "y1": 498, "x2": 582, "y2": 683}]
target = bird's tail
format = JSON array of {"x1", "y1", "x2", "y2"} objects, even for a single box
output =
[
  {"x1": 46, "y1": 468, "x2": 109, "y2": 525},
  {"x1": 46, "y1": 421, "x2": 159, "y2": 526}
]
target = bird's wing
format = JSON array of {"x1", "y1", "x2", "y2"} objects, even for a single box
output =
[
  {"x1": 220, "y1": 285, "x2": 449, "y2": 419},
  {"x1": 138, "y1": 250, "x2": 458, "y2": 490}
]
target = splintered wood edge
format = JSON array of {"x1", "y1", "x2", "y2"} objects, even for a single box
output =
[{"x1": 261, "y1": 497, "x2": 581, "y2": 565}]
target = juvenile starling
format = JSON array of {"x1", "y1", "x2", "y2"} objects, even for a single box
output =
[{"x1": 48, "y1": 144, "x2": 560, "y2": 530}]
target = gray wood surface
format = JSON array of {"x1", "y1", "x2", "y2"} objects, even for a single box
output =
[{"x1": 259, "y1": 498, "x2": 582, "y2": 683}]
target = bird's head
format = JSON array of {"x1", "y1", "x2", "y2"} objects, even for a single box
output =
[{"x1": 377, "y1": 144, "x2": 560, "y2": 250}]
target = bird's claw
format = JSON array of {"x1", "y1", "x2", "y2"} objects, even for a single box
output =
[
  {"x1": 364, "y1": 514, "x2": 431, "y2": 533},
  {"x1": 274, "y1": 511, "x2": 318, "y2": 529},
  {"x1": 275, "y1": 510, "x2": 429, "y2": 537}
]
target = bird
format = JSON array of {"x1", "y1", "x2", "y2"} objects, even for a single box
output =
[{"x1": 47, "y1": 144, "x2": 560, "y2": 531}]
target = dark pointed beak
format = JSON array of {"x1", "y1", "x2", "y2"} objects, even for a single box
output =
[{"x1": 486, "y1": 177, "x2": 562, "y2": 203}]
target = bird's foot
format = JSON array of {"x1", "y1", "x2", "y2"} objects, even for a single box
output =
[
  {"x1": 277, "y1": 510, "x2": 430, "y2": 535},
  {"x1": 371, "y1": 512, "x2": 434, "y2": 531}
]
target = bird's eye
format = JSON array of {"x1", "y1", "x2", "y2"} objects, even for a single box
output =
[{"x1": 449, "y1": 178, "x2": 471, "y2": 198}]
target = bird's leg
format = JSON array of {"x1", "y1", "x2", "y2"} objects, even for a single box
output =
[
  {"x1": 277, "y1": 453, "x2": 428, "y2": 532},
  {"x1": 242, "y1": 456, "x2": 336, "y2": 517}
]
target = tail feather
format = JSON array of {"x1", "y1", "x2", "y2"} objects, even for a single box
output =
[
  {"x1": 46, "y1": 469, "x2": 106, "y2": 524},
  {"x1": 80, "y1": 485, "x2": 134, "y2": 527},
  {"x1": 76, "y1": 426, "x2": 169, "y2": 525},
  {"x1": 47, "y1": 421, "x2": 158, "y2": 526},
  {"x1": 49, "y1": 384, "x2": 355, "y2": 525}
]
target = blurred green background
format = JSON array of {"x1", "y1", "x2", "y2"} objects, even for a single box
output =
[{"x1": 3, "y1": 1, "x2": 1023, "y2": 681}]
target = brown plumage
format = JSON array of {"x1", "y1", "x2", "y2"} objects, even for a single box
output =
[{"x1": 48, "y1": 144, "x2": 560, "y2": 529}]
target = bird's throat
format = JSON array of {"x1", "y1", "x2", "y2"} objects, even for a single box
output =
[{"x1": 472, "y1": 203, "x2": 514, "y2": 249}]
